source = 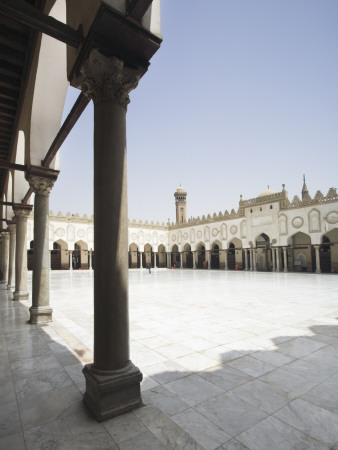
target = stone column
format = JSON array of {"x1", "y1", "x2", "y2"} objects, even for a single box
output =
[
  {"x1": 139, "y1": 251, "x2": 143, "y2": 269},
  {"x1": 153, "y1": 252, "x2": 157, "y2": 269},
  {"x1": 271, "y1": 247, "x2": 275, "y2": 272},
  {"x1": 244, "y1": 249, "x2": 248, "y2": 271},
  {"x1": 314, "y1": 245, "x2": 321, "y2": 274},
  {"x1": 13, "y1": 207, "x2": 31, "y2": 300},
  {"x1": 27, "y1": 170, "x2": 58, "y2": 323},
  {"x1": 253, "y1": 249, "x2": 257, "y2": 271},
  {"x1": 283, "y1": 247, "x2": 288, "y2": 272},
  {"x1": 7, "y1": 224, "x2": 16, "y2": 290},
  {"x1": 89, "y1": 249, "x2": 93, "y2": 270},
  {"x1": 206, "y1": 250, "x2": 211, "y2": 269},
  {"x1": 192, "y1": 251, "x2": 196, "y2": 269},
  {"x1": 49, "y1": 250, "x2": 52, "y2": 270},
  {"x1": 166, "y1": 252, "x2": 170, "y2": 268},
  {"x1": 69, "y1": 250, "x2": 73, "y2": 271},
  {"x1": 79, "y1": 50, "x2": 143, "y2": 421},
  {"x1": 224, "y1": 249, "x2": 228, "y2": 270},
  {"x1": 248, "y1": 249, "x2": 252, "y2": 271},
  {"x1": 1, "y1": 231, "x2": 9, "y2": 285},
  {"x1": 276, "y1": 247, "x2": 280, "y2": 272}
]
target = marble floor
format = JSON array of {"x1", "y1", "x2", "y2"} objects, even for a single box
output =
[{"x1": 1, "y1": 269, "x2": 338, "y2": 449}]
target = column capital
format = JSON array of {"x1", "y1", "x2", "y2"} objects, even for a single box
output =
[
  {"x1": 28, "y1": 175, "x2": 56, "y2": 196},
  {"x1": 13, "y1": 206, "x2": 31, "y2": 222},
  {"x1": 26, "y1": 166, "x2": 59, "y2": 196},
  {"x1": 79, "y1": 50, "x2": 145, "y2": 108},
  {"x1": 8, "y1": 223, "x2": 16, "y2": 234},
  {"x1": 1, "y1": 231, "x2": 9, "y2": 239}
]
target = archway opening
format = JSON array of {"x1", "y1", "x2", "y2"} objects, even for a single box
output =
[{"x1": 52, "y1": 239, "x2": 69, "y2": 270}]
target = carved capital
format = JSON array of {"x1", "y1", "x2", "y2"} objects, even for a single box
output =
[
  {"x1": 8, "y1": 224, "x2": 16, "y2": 234},
  {"x1": 1, "y1": 231, "x2": 9, "y2": 240},
  {"x1": 13, "y1": 207, "x2": 31, "y2": 222},
  {"x1": 79, "y1": 50, "x2": 144, "y2": 108},
  {"x1": 28, "y1": 175, "x2": 55, "y2": 196}
]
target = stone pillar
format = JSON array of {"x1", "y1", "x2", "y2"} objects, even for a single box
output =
[
  {"x1": 89, "y1": 249, "x2": 93, "y2": 270},
  {"x1": 166, "y1": 252, "x2": 170, "y2": 268},
  {"x1": 314, "y1": 245, "x2": 321, "y2": 274},
  {"x1": 27, "y1": 170, "x2": 58, "y2": 323},
  {"x1": 7, "y1": 224, "x2": 16, "y2": 290},
  {"x1": 192, "y1": 251, "x2": 196, "y2": 269},
  {"x1": 206, "y1": 250, "x2": 211, "y2": 269},
  {"x1": 13, "y1": 207, "x2": 31, "y2": 300},
  {"x1": 244, "y1": 249, "x2": 248, "y2": 271},
  {"x1": 253, "y1": 249, "x2": 257, "y2": 271},
  {"x1": 49, "y1": 250, "x2": 52, "y2": 270},
  {"x1": 139, "y1": 251, "x2": 143, "y2": 269},
  {"x1": 79, "y1": 50, "x2": 143, "y2": 421},
  {"x1": 224, "y1": 249, "x2": 228, "y2": 270},
  {"x1": 153, "y1": 252, "x2": 157, "y2": 269},
  {"x1": 283, "y1": 247, "x2": 288, "y2": 272},
  {"x1": 248, "y1": 249, "x2": 252, "y2": 271},
  {"x1": 179, "y1": 252, "x2": 183, "y2": 269},
  {"x1": 276, "y1": 247, "x2": 280, "y2": 272},
  {"x1": 1, "y1": 231, "x2": 9, "y2": 285},
  {"x1": 271, "y1": 247, "x2": 275, "y2": 272},
  {"x1": 69, "y1": 250, "x2": 73, "y2": 271}
]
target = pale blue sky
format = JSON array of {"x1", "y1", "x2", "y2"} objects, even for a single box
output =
[{"x1": 51, "y1": 0, "x2": 338, "y2": 222}]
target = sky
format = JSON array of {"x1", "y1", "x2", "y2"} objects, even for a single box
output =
[{"x1": 50, "y1": 0, "x2": 338, "y2": 223}]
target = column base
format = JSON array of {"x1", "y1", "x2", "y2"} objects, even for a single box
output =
[
  {"x1": 316, "y1": 269, "x2": 321, "y2": 274},
  {"x1": 7, "y1": 284, "x2": 15, "y2": 290},
  {"x1": 29, "y1": 305, "x2": 53, "y2": 323},
  {"x1": 13, "y1": 290, "x2": 29, "y2": 301},
  {"x1": 284, "y1": 269, "x2": 288, "y2": 273},
  {"x1": 83, "y1": 361, "x2": 143, "y2": 422}
]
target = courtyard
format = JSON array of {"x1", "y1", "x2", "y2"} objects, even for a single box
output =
[{"x1": 1, "y1": 269, "x2": 338, "y2": 449}]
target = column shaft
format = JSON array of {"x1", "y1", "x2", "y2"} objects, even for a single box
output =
[
  {"x1": 314, "y1": 245, "x2": 321, "y2": 274},
  {"x1": 1, "y1": 233, "x2": 9, "y2": 284},
  {"x1": 271, "y1": 248, "x2": 276, "y2": 272},
  {"x1": 7, "y1": 225, "x2": 16, "y2": 290},
  {"x1": 13, "y1": 209, "x2": 30, "y2": 300},
  {"x1": 276, "y1": 247, "x2": 280, "y2": 272},
  {"x1": 244, "y1": 249, "x2": 248, "y2": 271},
  {"x1": 283, "y1": 247, "x2": 288, "y2": 272}
]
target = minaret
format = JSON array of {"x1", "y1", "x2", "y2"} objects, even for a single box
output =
[
  {"x1": 174, "y1": 185, "x2": 187, "y2": 224},
  {"x1": 302, "y1": 174, "x2": 311, "y2": 201}
]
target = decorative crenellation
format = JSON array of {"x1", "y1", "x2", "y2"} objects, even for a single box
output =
[
  {"x1": 79, "y1": 50, "x2": 144, "y2": 108},
  {"x1": 285, "y1": 187, "x2": 338, "y2": 210},
  {"x1": 28, "y1": 175, "x2": 56, "y2": 196}
]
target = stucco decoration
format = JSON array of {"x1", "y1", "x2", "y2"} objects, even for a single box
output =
[
  {"x1": 204, "y1": 226, "x2": 210, "y2": 242},
  {"x1": 139, "y1": 231, "x2": 144, "y2": 244},
  {"x1": 309, "y1": 209, "x2": 321, "y2": 233},
  {"x1": 77, "y1": 229, "x2": 85, "y2": 238},
  {"x1": 190, "y1": 228, "x2": 195, "y2": 243},
  {"x1": 183, "y1": 232, "x2": 188, "y2": 240},
  {"x1": 326, "y1": 211, "x2": 338, "y2": 224},
  {"x1": 145, "y1": 233, "x2": 151, "y2": 241},
  {"x1": 159, "y1": 234, "x2": 165, "y2": 242},
  {"x1": 230, "y1": 225, "x2": 237, "y2": 235},
  {"x1": 88, "y1": 227, "x2": 93, "y2": 242},
  {"x1": 56, "y1": 227, "x2": 65, "y2": 238},
  {"x1": 240, "y1": 220, "x2": 247, "y2": 238},
  {"x1": 212, "y1": 228, "x2": 218, "y2": 238},
  {"x1": 131, "y1": 232, "x2": 138, "y2": 241},
  {"x1": 152, "y1": 231, "x2": 158, "y2": 245},
  {"x1": 67, "y1": 225, "x2": 75, "y2": 241},
  {"x1": 279, "y1": 214, "x2": 288, "y2": 235},
  {"x1": 221, "y1": 223, "x2": 227, "y2": 240},
  {"x1": 172, "y1": 234, "x2": 176, "y2": 242},
  {"x1": 196, "y1": 230, "x2": 202, "y2": 239},
  {"x1": 292, "y1": 217, "x2": 304, "y2": 229},
  {"x1": 178, "y1": 231, "x2": 182, "y2": 244}
]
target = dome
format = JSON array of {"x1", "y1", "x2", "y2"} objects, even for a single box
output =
[
  {"x1": 257, "y1": 188, "x2": 277, "y2": 197},
  {"x1": 176, "y1": 185, "x2": 185, "y2": 192}
]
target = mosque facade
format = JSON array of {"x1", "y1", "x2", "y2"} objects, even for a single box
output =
[{"x1": 27, "y1": 179, "x2": 338, "y2": 274}]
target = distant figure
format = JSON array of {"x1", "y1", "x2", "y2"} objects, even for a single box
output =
[
  {"x1": 203, "y1": 260, "x2": 207, "y2": 269},
  {"x1": 148, "y1": 264, "x2": 151, "y2": 274}
]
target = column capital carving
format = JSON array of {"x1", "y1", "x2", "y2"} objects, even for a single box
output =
[
  {"x1": 1, "y1": 231, "x2": 9, "y2": 239},
  {"x1": 79, "y1": 50, "x2": 145, "y2": 108},
  {"x1": 28, "y1": 175, "x2": 56, "y2": 196},
  {"x1": 8, "y1": 224, "x2": 16, "y2": 234},
  {"x1": 13, "y1": 207, "x2": 31, "y2": 222}
]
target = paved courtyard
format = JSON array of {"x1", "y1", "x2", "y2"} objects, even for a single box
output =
[{"x1": 1, "y1": 269, "x2": 338, "y2": 449}]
